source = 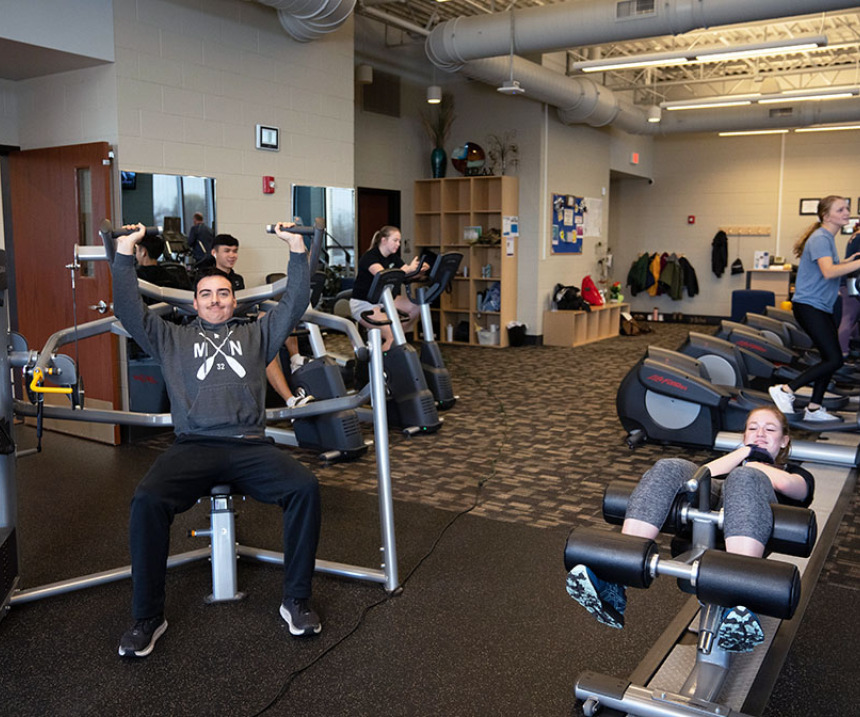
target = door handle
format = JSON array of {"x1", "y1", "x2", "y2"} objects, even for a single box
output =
[{"x1": 89, "y1": 300, "x2": 112, "y2": 314}]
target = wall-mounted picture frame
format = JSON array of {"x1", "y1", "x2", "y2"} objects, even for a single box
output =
[
  {"x1": 799, "y1": 198, "x2": 819, "y2": 215},
  {"x1": 843, "y1": 217, "x2": 860, "y2": 235}
]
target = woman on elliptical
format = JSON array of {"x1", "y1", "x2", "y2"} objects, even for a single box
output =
[
  {"x1": 350, "y1": 226, "x2": 425, "y2": 351},
  {"x1": 566, "y1": 406, "x2": 813, "y2": 653},
  {"x1": 769, "y1": 195, "x2": 860, "y2": 422}
]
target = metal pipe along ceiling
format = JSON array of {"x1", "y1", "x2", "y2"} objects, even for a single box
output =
[
  {"x1": 426, "y1": 0, "x2": 859, "y2": 70},
  {"x1": 425, "y1": 0, "x2": 860, "y2": 133},
  {"x1": 257, "y1": 0, "x2": 356, "y2": 42}
]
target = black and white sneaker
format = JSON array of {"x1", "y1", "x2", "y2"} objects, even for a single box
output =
[
  {"x1": 565, "y1": 564, "x2": 626, "y2": 629},
  {"x1": 716, "y1": 606, "x2": 764, "y2": 653},
  {"x1": 280, "y1": 598, "x2": 322, "y2": 636},
  {"x1": 118, "y1": 615, "x2": 167, "y2": 658},
  {"x1": 286, "y1": 387, "x2": 315, "y2": 409}
]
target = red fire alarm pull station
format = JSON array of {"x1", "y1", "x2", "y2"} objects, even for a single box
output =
[
  {"x1": 687, "y1": 215, "x2": 696, "y2": 224},
  {"x1": 263, "y1": 176, "x2": 275, "y2": 194},
  {"x1": 630, "y1": 152, "x2": 639, "y2": 165}
]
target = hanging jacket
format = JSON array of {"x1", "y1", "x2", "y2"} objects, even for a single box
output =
[
  {"x1": 626, "y1": 253, "x2": 651, "y2": 296},
  {"x1": 659, "y1": 254, "x2": 684, "y2": 300},
  {"x1": 712, "y1": 230, "x2": 728, "y2": 277},
  {"x1": 678, "y1": 256, "x2": 699, "y2": 297},
  {"x1": 647, "y1": 252, "x2": 662, "y2": 296}
]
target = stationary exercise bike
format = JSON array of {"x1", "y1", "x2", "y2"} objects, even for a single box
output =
[
  {"x1": 404, "y1": 251, "x2": 463, "y2": 410},
  {"x1": 565, "y1": 465, "x2": 816, "y2": 716},
  {"x1": 360, "y1": 267, "x2": 442, "y2": 435}
]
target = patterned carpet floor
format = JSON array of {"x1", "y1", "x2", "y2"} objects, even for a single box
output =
[{"x1": 139, "y1": 320, "x2": 860, "y2": 591}]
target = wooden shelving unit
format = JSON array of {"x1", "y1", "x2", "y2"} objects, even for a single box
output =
[
  {"x1": 414, "y1": 176, "x2": 518, "y2": 347},
  {"x1": 542, "y1": 303, "x2": 631, "y2": 347}
]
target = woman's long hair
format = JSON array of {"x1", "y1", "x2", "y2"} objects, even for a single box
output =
[
  {"x1": 371, "y1": 225, "x2": 400, "y2": 249},
  {"x1": 793, "y1": 195, "x2": 844, "y2": 258}
]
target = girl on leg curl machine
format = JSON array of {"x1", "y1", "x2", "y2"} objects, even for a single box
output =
[{"x1": 566, "y1": 406, "x2": 813, "y2": 652}]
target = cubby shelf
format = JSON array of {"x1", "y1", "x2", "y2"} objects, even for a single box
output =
[
  {"x1": 542, "y1": 304, "x2": 631, "y2": 347},
  {"x1": 414, "y1": 176, "x2": 518, "y2": 347}
]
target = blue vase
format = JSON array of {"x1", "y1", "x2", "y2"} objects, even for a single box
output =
[{"x1": 431, "y1": 147, "x2": 447, "y2": 178}]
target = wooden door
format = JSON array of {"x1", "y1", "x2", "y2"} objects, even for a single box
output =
[
  {"x1": 8, "y1": 142, "x2": 119, "y2": 444},
  {"x1": 357, "y1": 187, "x2": 400, "y2": 257}
]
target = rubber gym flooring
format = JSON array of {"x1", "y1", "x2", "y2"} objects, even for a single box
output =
[{"x1": 0, "y1": 321, "x2": 857, "y2": 716}]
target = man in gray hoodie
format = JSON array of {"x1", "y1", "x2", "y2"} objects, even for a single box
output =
[{"x1": 113, "y1": 222, "x2": 321, "y2": 658}]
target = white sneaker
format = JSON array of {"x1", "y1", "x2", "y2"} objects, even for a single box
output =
[
  {"x1": 286, "y1": 387, "x2": 314, "y2": 409},
  {"x1": 768, "y1": 385, "x2": 795, "y2": 415},
  {"x1": 803, "y1": 406, "x2": 842, "y2": 422}
]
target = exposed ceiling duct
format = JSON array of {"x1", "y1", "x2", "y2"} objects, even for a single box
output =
[
  {"x1": 420, "y1": 0, "x2": 860, "y2": 134},
  {"x1": 257, "y1": 0, "x2": 356, "y2": 42},
  {"x1": 425, "y1": 0, "x2": 859, "y2": 71}
]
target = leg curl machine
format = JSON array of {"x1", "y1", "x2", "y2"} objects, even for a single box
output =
[{"x1": 564, "y1": 467, "x2": 817, "y2": 716}]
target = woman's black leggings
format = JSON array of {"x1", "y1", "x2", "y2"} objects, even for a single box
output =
[{"x1": 789, "y1": 301, "x2": 843, "y2": 405}]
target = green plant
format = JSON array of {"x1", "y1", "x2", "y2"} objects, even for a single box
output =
[{"x1": 420, "y1": 93, "x2": 456, "y2": 149}]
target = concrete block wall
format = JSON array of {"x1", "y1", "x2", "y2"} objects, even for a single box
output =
[{"x1": 113, "y1": 0, "x2": 355, "y2": 285}]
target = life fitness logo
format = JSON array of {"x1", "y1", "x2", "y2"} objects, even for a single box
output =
[
  {"x1": 646, "y1": 373, "x2": 688, "y2": 391},
  {"x1": 736, "y1": 339, "x2": 765, "y2": 353}
]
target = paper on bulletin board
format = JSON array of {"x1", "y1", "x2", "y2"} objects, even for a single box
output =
[
  {"x1": 503, "y1": 215, "x2": 518, "y2": 256},
  {"x1": 583, "y1": 197, "x2": 603, "y2": 237},
  {"x1": 550, "y1": 193, "x2": 584, "y2": 254}
]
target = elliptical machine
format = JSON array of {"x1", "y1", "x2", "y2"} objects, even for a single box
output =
[{"x1": 617, "y1": 346, "x2": 860, "y2": 454}]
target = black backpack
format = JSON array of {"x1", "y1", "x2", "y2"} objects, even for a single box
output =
[{"x1": 552, "y1": 283, "x2": 591, "y2": 312}]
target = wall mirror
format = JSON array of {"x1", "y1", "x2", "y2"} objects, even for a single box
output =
[
  {"x1": 292, "y1": 184, "x2": 355, "y2": 275},
  {"x1": 120, "y1": 171, "x2": 216, "y2": 251}
]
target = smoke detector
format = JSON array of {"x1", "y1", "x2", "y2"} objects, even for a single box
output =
[{"x1": 497, "y1": 80, "x2": 525, "y2": 96}]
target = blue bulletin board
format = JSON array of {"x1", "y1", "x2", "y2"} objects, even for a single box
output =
[{"x1": 550, "y1": 192, "x2": 584, "y2": 254}]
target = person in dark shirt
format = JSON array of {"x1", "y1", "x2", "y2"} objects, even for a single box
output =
[
  {"x1": 349, "y1": 226, "x2": 425, "y2": 351},
  {"x1": 187, "y1": 211, "x2": 215, "y2": 265},
  {"x1": 194, "y1": 234, "x2": 245, "y2": 290},
  {"x1": 135, "y1": 235, "x2": 191, "y2": 291},
  {"x1": 565, "y1": 406, "x2": 813, "y2": 653},
  {"x1": 114, "y1": 221, "x2": 321, "y2": 659}
]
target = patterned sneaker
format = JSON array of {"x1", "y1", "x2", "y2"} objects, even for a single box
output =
[
  {"x1": 280, "y1": 598, "x2": 322, "y2": 636},
  {"x1": 716, "y1": 606, "x2": 764, "y2": 653},
  {"x1": 118, "y1": 615, "x2": 168, "y2": 658},
  {"x1": 803, "y1": 406, "x2": 842, "y2": 422},
  {"x1": 768, "y1": 384, "x2": 795, "y2": 415},
  {"x1": 565, "y1": 564, "x2": 626, "y2": 629},
  {"x1": 286, "y1": 387, "x2": 315, "y2": 409}
]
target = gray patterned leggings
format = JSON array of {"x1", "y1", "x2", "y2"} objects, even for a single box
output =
[{"x1": 625, "y1": 458, "x2": 777, "y2": 546}]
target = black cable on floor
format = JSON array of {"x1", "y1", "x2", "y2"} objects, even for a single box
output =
[{"x1": 249, "y1": 345, "x2": 510, "y2": 716}]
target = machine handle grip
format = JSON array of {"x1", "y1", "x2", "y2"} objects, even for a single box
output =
[{"x1": 266, "y1": 223, "x2": 316, "y2": 235}]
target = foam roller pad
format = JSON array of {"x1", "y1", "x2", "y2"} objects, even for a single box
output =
[
  {"x1": 564, "y1": 526, "x2": 658, "y2": 589},
  {"x1": 696, "y1": 551, "x2": 800, "y2": 619}
]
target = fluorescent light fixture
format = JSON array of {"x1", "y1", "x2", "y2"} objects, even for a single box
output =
[
  {"x1": 719, "y1": 129, "x2": 790, "y2": 137},
  {"x1": 580, "y1": 58, "x2": 688, "y2": 73},
  {"x1": 572, "y1": 35, "x2": 827, "y2": 74},
  {"x1": 662, "y1": 86, "x2": 859, "y2": 111},
  {"x1": 795, "y1": 124, "x2": 860, "y2": 133},
  {"x1": 759, "y1": 90, "x2": 857, "y2": 104},
  {"x1": 426, "y1": 85, "x2": 442, "y2": 104},
  {"x1": 696, "y1": 40, "x2": 825, "y2": 63},
  {"x1": 664, "y1": 99, "x2": 755, "y2": 111}
]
